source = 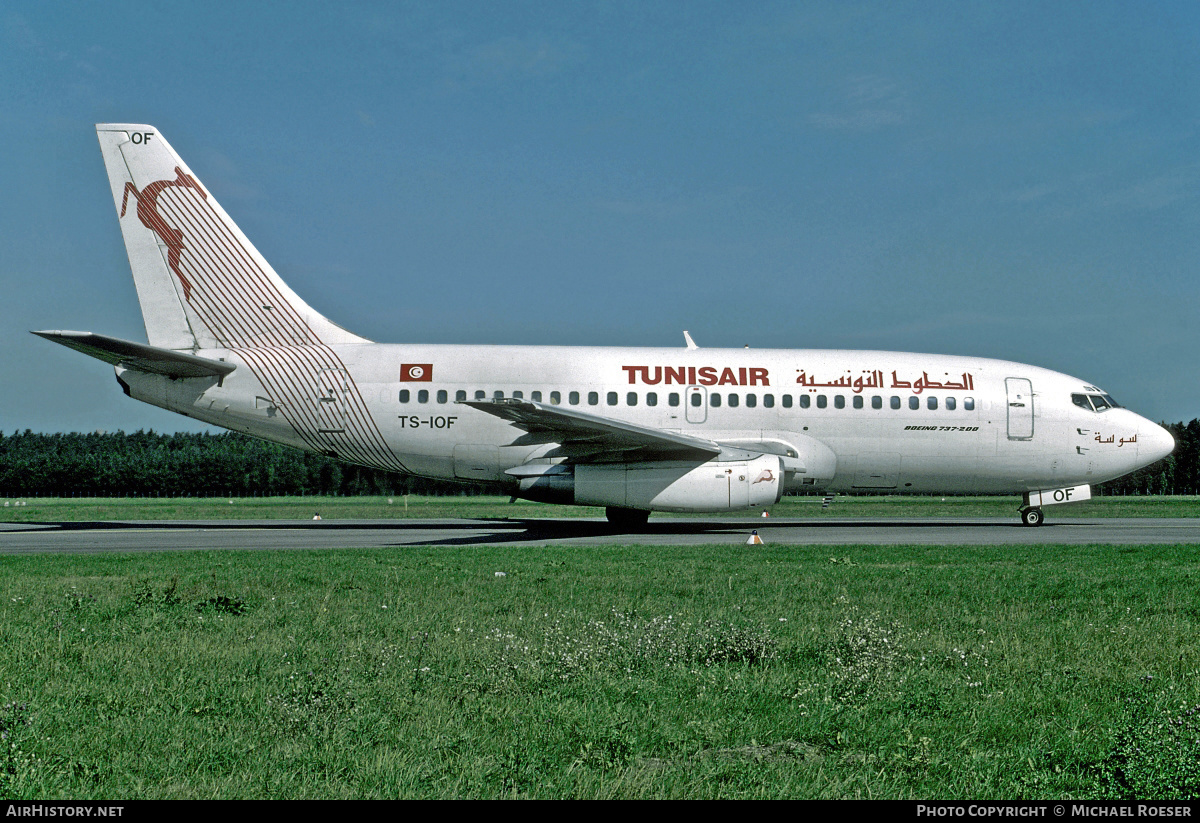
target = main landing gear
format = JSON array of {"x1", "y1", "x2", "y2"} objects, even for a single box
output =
[
  {"x1": 605, "y1": 506, "x2": 650, "y2": 530},
  {"x1": 1019, "y1": 507, "x2": 1045, "y2": 527}
]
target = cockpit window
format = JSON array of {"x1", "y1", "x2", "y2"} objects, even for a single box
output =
[{"x1": 1072, "y1": 393, "x2": 1121, "y2": 412}]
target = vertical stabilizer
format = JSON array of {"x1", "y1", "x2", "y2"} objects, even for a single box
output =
[{"x1": 96, "y1": 124, "x2": 368, "y2": 350}]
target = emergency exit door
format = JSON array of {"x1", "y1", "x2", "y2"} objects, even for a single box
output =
[{"x1": 685, "y1": 387, "x2": 707, "y2": 423}]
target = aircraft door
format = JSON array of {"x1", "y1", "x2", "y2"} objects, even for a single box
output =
[
  {"x1": 1006, "y1": 377, "x2": 1034, "y2": 441},
  {"x1": 685, "y1": 387, "x2": 707, "y2": 423}
]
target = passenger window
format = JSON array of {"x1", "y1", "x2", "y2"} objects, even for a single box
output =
[
  {"x1": 570, "y1": 391, "x2": 580, "y2": 405},
  {"x1": 437, "y1": 390, "x2": 447, "y2": 404},
  {"x1": 399, "y1": 389, "x2": 410, "y2": 403},
  {"x1": 746, "y1": 394, "x2": 757, "y2": 408},
  {"x1": 475, "y1": 390, "x2": 486, "y2": 400},
  {"x1": 550, "y1": 391, "x2": 561, "y2": 405},
  {"x1": 531, "y1": 391, "x2": 541, "y2": 402},
  {"x1": 927, "y1": 396, "x2": 937, "y2": 410},
  {"x1": 607, "y1": 391, "x2": 618, "y2": 406},
  {"x1": 964, "y1": 398, "x2": 975, "y2": 411},
  {"x1": 588, "y1": 392, "x2": 599, "y2": 405},
  {"x1": 626, "y1": 392, "x2": 637, "y2": 406},
  {"x1": 669, "y1": 393, "x2": 680, "y2": 407},
  {"x1": 418, "y1": 389, "x2": 429, "y2": 403},
  {"x1": 782, "y1": 395, "x2": 793, "y2": 408},
  {"x1": 909, "y1": 396, "x2": 919, "y2": 410},
  {"x1": 816, "y1": 395, "x2": 827, "y2": 409},
  {"x1": 764, "y1": 394, "x2": 774, "y2": 408},
  {"x1": 647, "y1": 392, "x2": 658, "y2": 407},
  {"x1": 853, "y1": 396, "x2": 863, "y2": 409},
  {"x1": 890, "y1": 396, "x2": 901, "y2": 410},
  {"x1": 946, "y1": 397, "x2": 956, "y2": 411},
  {"x1": 711, "y1": 394, "x2": 722, "y2": 408},
  {"x1": 833, "y1": 395, "x2": 845, "y2": 409},
  {"x1": 493, "y1": 390, "x2": 504, "y2": 399},
  {"x1": 456, "y1": 390, "x2": 466, "y2": 402},
  {"x1": 512, "y1": 391, "x2": 523, "y2": 400},
  {"x1": 690, "y1": 392, "x2": 702, "y2": 407},
  {"x1": 728, "y1": 394, "x2": 739, "y2": 408},
  {"x1": 872, "y1": 396, "x2": 882, "y2": 409},
  {"x1": 799, "y1": 395, "x2": 810, "y2": 409}
]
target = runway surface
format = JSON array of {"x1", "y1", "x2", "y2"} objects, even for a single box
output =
[{"x1": 2, "y1": 517, "x2": 1200, "y2": 553}]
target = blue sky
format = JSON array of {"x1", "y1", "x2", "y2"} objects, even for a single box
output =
[{"x1": 3, "y1": 0, "x2": 1198, "y2": 433}]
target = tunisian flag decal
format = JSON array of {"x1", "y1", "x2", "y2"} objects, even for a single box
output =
[{"x1": 400, "y1": 364, "x2": 433, "y2": 382}]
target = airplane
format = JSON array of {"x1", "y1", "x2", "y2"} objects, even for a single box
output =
[{"x1": 33, "y1": 124, "x2": 1174, "y2": 529}]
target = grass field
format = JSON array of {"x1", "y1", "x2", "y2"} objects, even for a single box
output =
[
  {"x1": 2, "y1": 497, "x2": 1199, "y2": 799},
  {"x1": 3, "y1": 493, "x2": 1200, "y2": 522}
]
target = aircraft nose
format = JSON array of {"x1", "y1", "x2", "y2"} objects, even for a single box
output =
[{"x1": 1140, "y1": 421, "x2": 1175, "y2": 464}]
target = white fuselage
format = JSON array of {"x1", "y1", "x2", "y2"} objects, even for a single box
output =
[{"x1": 117, "y1": 342, "x2": 1171, "y2": 497}]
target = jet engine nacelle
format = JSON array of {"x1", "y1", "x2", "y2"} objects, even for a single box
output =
[{"x1": 518, "y1": 454, "x2": 784, "y2": 513}]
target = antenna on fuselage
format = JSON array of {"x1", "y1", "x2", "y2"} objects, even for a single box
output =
[{"x1": 683, "y1": 331, "x2": 699, "y2": 350}]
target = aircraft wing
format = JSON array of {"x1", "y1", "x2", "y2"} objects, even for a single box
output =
[
  {"x1": 32, "y1": 330, "x2": 236, "y2": 379},
  {"x1": 460, "y1": 398, "x2": 721, "y2": 459}
]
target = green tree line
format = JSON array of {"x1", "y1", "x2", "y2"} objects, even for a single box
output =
[
  {"x1": 1, "y1": 422, "x2": 1196, "y2": 498},
  {"x1": 0, "y1": 430, "x2": 487, "y2": 498}
]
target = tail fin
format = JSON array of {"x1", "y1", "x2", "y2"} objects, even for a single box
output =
[{"x1": 96, "y1": 124, "x2": 368, "y2": 350}]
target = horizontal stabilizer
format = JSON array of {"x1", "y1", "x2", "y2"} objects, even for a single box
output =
[{"x1": 32, "y1": 331, "x2": 236, "y2": 379}]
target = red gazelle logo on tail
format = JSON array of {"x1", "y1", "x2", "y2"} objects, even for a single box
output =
[{"x1": 120, "y1": 166, "x2": 207, "y2": 302}]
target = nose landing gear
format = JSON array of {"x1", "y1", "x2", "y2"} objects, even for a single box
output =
[{"x1": 1020, "y1": 485, "x2": 1089, "y2": 527}]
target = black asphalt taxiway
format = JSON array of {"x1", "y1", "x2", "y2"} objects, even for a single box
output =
[{"x1": 2, "y1": 517, "x2": 1200, "y2": 554}]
